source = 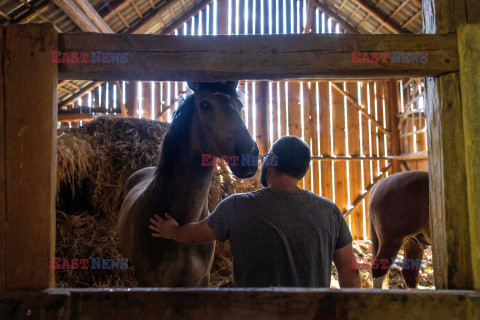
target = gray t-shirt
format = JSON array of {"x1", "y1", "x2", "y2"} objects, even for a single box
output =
[{"x1": 207, "y1": 187, "x2": 353, "y2": 288}]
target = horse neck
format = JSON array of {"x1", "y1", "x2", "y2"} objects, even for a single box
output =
[{"x1": 150, "y1": 140, "x2": 214, "y2": 225}]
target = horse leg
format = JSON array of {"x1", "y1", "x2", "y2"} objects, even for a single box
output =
[
  {"x1": 401, "y1": 238, "x2": 425, "y2": 289},
  {"x1": 372, "y1": 239, "x2": 403, "y2": 289}
]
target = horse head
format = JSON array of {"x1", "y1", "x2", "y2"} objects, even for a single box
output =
[{"x1": 187, "y1": 81, "x2": 259, "y2": 179}]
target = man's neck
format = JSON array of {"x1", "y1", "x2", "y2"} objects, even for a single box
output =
[{"x1": 268, "y1": 180, "x2": 301, "y2": 191}]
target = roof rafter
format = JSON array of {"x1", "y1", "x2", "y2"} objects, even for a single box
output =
[
  {"x1": 351, "y1": 0, "x2": 408, "y2": 34},
  {"x1": 59, "y1": 0, "x2": 213, "y2": 108},
  {"x1": 313, "y1": 0, "x2": 360, "y2": 34}
]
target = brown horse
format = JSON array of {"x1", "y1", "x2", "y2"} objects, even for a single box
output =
[
  {"x1": 118, "y1": 81, "x2": 259, "y2": 287},
  {"x1": 369, "y1": 170, "x2": 430, "y2": 289}
]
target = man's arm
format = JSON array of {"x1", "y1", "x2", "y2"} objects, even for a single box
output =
[
  {"x1": 333, "y1": 243, "x2": 361, "y2": 288},
  {"x1": 149, "y1": 214, "x2": 217, "y2": 245}
]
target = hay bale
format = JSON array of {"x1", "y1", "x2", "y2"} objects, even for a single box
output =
[{"x1": 56, "y1": 116, "x2": 261, "y2": 288}]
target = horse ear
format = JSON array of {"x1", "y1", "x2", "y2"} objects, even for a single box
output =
[
  {"x1": 225, "y1": 81, "x2": 239, "y2": 91},
  {"x1": 187, "y1": 82, "x2": 201, "y2": 92}
]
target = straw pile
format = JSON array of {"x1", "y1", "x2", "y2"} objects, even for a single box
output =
[{"x1": 56, "y1": 116, "x2": 261, "y2": 288}]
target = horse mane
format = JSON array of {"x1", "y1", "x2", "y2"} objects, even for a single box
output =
[
  {"x1": 157, "y1": 94, "x2": 195, "y2": 170},
  {"x1": 157, "y1": 84, "x2": 242, "y2": 171}
]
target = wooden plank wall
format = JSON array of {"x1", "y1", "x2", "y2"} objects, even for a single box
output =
[
  {"x1": 397, "y1": 78, "x2": 428, "y2": 171},
  {"x1": 57, "y1": 0, "x2": 398, "y2": 240}
]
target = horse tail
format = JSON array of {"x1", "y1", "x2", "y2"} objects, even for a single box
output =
[
  {"x1": 369, "y1": 183, "x2": 379, "y2": 258},
  {"x1": 370, "y1": 216, "x2": 379, "y2": 258}
]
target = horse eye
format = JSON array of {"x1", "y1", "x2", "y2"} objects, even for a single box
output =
[{"x1": 200, "y1": 101, "x2": 211, "y2": 110}]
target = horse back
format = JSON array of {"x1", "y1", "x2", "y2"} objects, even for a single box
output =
[{"x1": 370, "y1": 171, "x2": 429, "y2": 237}]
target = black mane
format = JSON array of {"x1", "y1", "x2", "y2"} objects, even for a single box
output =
[{"x1": 157, "y1": 94, "x2": 195, "y2": 170}]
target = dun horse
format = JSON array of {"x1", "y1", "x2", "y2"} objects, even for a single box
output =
[
  {"x1": 118, "y1": 81, "x2": 259, "y2": 286},
  {"x1": 369, "y1": 171, "x2": 430, "y2": 289}
]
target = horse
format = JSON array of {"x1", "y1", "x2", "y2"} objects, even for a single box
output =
[
  {"x1": 118, "y1": 81, "x2": 259, "y2": 287},
  {"x1": 369, "y1": 170, "x2": 430, "y2": 289}
]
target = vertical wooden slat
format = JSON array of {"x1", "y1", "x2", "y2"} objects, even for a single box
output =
[
  {"x1": 248, "y1": 82, "x2": 255, "y2": 137},
  {"x1": 303, "y1": 82, "x2": 312, "y2": 192},
  {"x1": 288, "y1": 81, "x2": 302, "y2": 138},
  {"x1": 388, "y1": 79, "x2": 401, "y2": 173},
  {"x1": 3, "y1": 23, "x2": 57, "y2": 290},
  {"x1": 332, "y1": 82, "x2": 348, "y2": 213},
  {"x1": 0, "y1": 26, "x2": 6, "y2": 292},
  {"x1": 271, "y1": 82, "x2": 279, "y2": 143},
  {"x1": 369, "y1": 82, "x2": 379, "y2": 177},
  {"x1": 92, "y1": 86, "x2": 100, "y2": 109},
  {"x1": 319, "y1": 82, "x2": 332, "y2": 200},
  {"x1": 126, "y1": 80, "x2": 137, "y2": 117},
  {"x1": 278, "y1": 81, "x2": 287, "y2": 138},
  {"x1": 376, "y1": 82, "x2": 386, "y2": 172},
  {"x1": 219, "y1": 0, "x2": 228, "y2": 34},
  {"x1": 108, "y1": 82, "x2": 115, "y2": 113},
  {"x1": 142, "y1": 81, "x2": 152, "y2": 119},
  {"x1": 256, "y1": 82, "x2": 269, "y2": 154},
  {"x1": 347, "y1": 82, "x2": 363, "y2": 239},
  {"x1": 309, "y1": 81, "x2": 320, "y2": 195},
  {"x1": 458, "y1": 23, "x2": 480, "y2": 290},
  {"x1": 360, "y1": 81, "x2": 372, "y2": 238}
]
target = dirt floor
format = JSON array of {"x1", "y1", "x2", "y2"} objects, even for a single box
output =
[{"x1": 330, "y1": 240, "x2": 435, "y2": 289}]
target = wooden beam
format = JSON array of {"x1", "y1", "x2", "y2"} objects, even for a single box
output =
[
  {"x1": 394, "y1": 151, "x2": 428, "y2": 161},
  {"x1": 50, "y1": 0, "x2": 99, "y2": 32},
  {"x1": 423, "y1": 0, "x2": 479, "y2": 290},
  {"x1": 127, "y1": 0, "x2": 177, "y2": 34},
  {"x1": 71, "y1": 0, "x2": 114, "y2": 33},
  {"x1": 99, "y1": 0, "x2": 129, "y2": 20},
  {"x1": 11, "y1": 0, "x2": 49, "y2": 24},
  {"x1": 1, "y1": 289, "x2": 480, "y2": 319},
  {"x1": 457, "y1": 23, "x2": 480, "y2": 290},
  {"x1": 57, "y1": 113, "x2": 94, "y2": 122},
  {"x1": 59, "y1": 82, "x2": 102, "y2": 109},
  {"x1": 351, "y1": 0, "x2": 407, "y2": 33},
  {"x1": 57, "y1": 33, "x2": 458, "y2": 81},
  {"x1": 312, "y1": 0, "x2": 359, "y2": 34},
  {"x1": 1, "y1": 23, "x2": 57, "y2": 291},
  {"x1": 311, "y1": 155, "x2": 392, "y2": 161}
]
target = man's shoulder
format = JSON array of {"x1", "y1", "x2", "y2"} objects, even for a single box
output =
[{"x1": 307, "y1": 191, "x2": 337, "y2": 207}]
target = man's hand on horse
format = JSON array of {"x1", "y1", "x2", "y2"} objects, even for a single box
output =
[
  {"x1": 149, "y1": 213, "x2": 178, "y2": 239},
  {"x1": 149, "y1": 213, "x2": 217, "y2": 245}
]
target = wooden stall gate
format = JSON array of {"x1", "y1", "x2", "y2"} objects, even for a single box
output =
[{"x1": 1, "y1": 0, "x2": 480, "y2": 316}]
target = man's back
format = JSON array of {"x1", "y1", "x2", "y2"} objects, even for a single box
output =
[{"x1": 208, "y1": 187, "x2": 352, "y2": 287}]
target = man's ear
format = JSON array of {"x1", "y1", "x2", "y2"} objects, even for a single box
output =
[{"x1": 187, "y1": 82, "x2": 201, "y2": 92}]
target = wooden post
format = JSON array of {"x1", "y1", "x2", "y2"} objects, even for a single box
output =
[
  {"x1": 457, "y1": 23, "x2": 480, "y2": 290},
  {"x1": 0, "y1": 23, "x2": 57, "y2": 291},
  {"x1": 423, "y1": 0, "x2": 479, "y2": 290}
]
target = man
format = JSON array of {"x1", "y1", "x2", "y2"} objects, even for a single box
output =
[{"x1": 149, "y1": 136, "x2": 361, "y2": 288}]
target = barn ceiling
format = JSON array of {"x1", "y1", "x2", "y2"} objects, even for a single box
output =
[{"x1": 0, "y1": 0, "x2": 423, "y2": 108}]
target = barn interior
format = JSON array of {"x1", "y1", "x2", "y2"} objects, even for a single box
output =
[{"x1": 1, "y1": 0, "x2": 479, "y2": 319}]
